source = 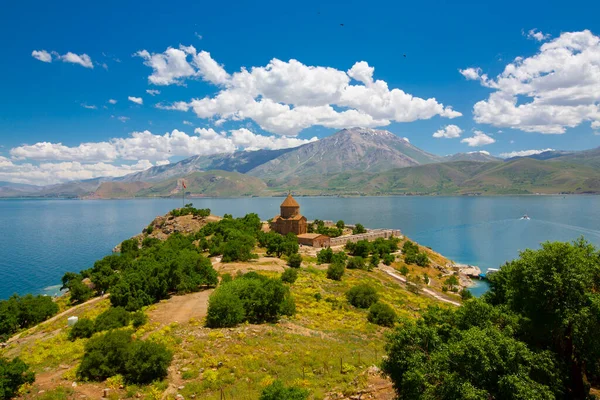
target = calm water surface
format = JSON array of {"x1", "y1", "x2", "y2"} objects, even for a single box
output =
[{"x1": 1, "y1": 196, "x2": 599, "y2": 299}]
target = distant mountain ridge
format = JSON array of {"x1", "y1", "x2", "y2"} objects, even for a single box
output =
[{"x1": 2, "y1": 128, "x2": 600, "y2": 198}]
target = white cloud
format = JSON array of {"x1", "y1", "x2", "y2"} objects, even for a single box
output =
[
  {"x1": 116, "y1": 116, "x2": 130, "y2": 122},
  {"x1": 182, "y1": 120, "x2": 193, "y2": 125},
  {"x1": 0, "y1": 157, "x2": 158, "y2": 186},
  {"x1": 467, "y1": 150, "x2": 490, "y2": 155},
  {"x1": 527, "y1": 29, "x2": 551, "y2": 42},
  {"x1": 9, "y1": 129, "x2": 317, "y2": 167},
  {"x1": 195, "y1": 32, "x2": 203, "y2": 40},
  {"x1": 460, "y1": 130, "x2": 496, "y2": 147},
  {"x1": 499, "y1": 148, "x2": 554, "y2": 158},
  {"x1": 108, "y1": 99, "x2": 117, "y2": 104},
  {"x1": 32, "y1": 50, "x2": 93, "y2": 68},
  {"x1": 592, "y1": 121, "x2": 600, "y2": 129},
  {"x1": 128, "y1": 96, "x2": 143, "y2": 105},
  {"x1": 58, "y1": 52, "x2": 94, "y2": 68},
  {"x1": 463, "y1": 30, "x2": 600, "y2": 134},
  {"x1": 81, "y1": 104, "x2": 97, "y2": 110},
  {"x1": 156, "y1": 160, "x2": 170, "y2": 166},
  {"x1": 433, "y1": 124, "x2": 463, "y2": 138},
  {"x1": 145, "y1": 49, "x2": 460, "y2": 135},
  {"x1": 32, "y1": 50, "x2": 52, "y2": 63},
  {"x1": 146, "y1": 89, "x2": 161, "y2": 96},
  {"x1": 459, "y1": 67, "x2": 483, "y2": 81}
]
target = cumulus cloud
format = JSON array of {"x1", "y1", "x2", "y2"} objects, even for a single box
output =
[
  {"x1": 460, "y1": 130, "x2": 496, "y2": 147},
  {"x1": 146, "y1": 89, "x2": 161, "y2": 96},
  {"x1": 108, "y1": 99, "x2": 117, "y2": 104},
  {"x1": 142, "y1": 48, "x2": 460, "y2": 135},
  {"x1": 462, "y1": 30, "x2": 600, "y2": 134},
  {"x1": 128, "y1": 96, "x2": 143, "y2": 105},
  {"x1": 81, "y1": 104, "x2": 97, "y2": 110},
  {"x1": 526, "y1": 29, "x2": 551, "y2": 42},
  {"x1": 499, "y1": 148, "x2": 554, "y2": 158},
  {"x1": 9, "y1": 129, "x2": 318, "y2": 166},
  {"x1": 31, "y1": 50, "x2": 52, "y2": 63},
  {"x1": 31, "y1": 49, "x2": 94, "y2": 68},
  {"x1": 183, "y1": 120, "x2": 193, "y2": 125},
  {"x1": 433, "y1": 124, "x2": 463, "y2": 138},
  {"x1": 0, "y1": 157, "x2": 158, "y2": 186}
]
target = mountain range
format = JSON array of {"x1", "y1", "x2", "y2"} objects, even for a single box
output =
[{"x1": 2, "y1": 127, "x2": 599, "y2": 198}]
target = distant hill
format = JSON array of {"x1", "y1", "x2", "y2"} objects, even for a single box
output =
[
  {"x1": 247, "y1": 127, "x2": 442, "y2": 183},
  {"x1": 91, "y1": 170, "x2": 268, "y2": 199},
  {"x1": 550, "y1": 147, "x2": 600, "y2": 168},
  {"x1": 118, "y1": 148, "x2": 294, "y2": 183},
  {"x1": 443, "y1": 151, "x2": 501, "y2": 163}
]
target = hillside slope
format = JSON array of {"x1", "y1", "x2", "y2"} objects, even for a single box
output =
[{"x1": 248, "y1": 128, "x2": 442, "y2": 183}]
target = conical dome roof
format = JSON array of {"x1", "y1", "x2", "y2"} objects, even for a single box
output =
[{"x1": 280, "y1": 194, "x2": 299, "y2": 207}]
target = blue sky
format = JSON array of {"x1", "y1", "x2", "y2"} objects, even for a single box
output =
[{"x1": 1, "y1": 0, "x2": 600, "y2": 184}]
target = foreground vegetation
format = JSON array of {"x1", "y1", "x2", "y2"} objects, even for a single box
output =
[{"x1": 383, "y1": 238, "x2": 600, "y2": 399}]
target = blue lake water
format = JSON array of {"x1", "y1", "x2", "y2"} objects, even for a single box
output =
[{"x1": 1, "y1": 196, "x2": 600, "y2": 299}]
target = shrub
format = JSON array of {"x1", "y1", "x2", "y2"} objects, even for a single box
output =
[
  {"x1": 370, "y1": 254, "x2": 380, "y2": 269},
  {"x1": 368, "y1": 302, "x2": 397, "y2": 327},
  {"x1": 316, "y1": 248, "x2": 333, "y2": 264},
  {"x1": 69, "y1": 318, "x2": 95, "y2": 341},
  {"x1": 77, "y1": 330, "x2": 132, "y2": 381},
  {"x1": 314, "y1": 293, "x2": 322, "y2": 301},
  {"x1": 145, "y1": 224, "x2": 154, "y2": 235},
  {"x1": 205, "y1": 288, "x2": 246, "y2": 328},
  {"x1": 123, "y1": 341, "x2": 172, "y2": 384},
  {"x1": 347, "y1": 256, "x2": 366, "y2": 270},
  {"x1": 460, "y1": 288, "x2": 474, "y2": 300},
  {"x1": 220, "y1": 273, "x2": 233, "y2": 284},
  {"x1": 281, "y1": 269, "x2": 298, "y2": 284},
  {"x1": 279, "y1": 296, "x2": 296, "y2": 317},
  {"x1": 399, "y1": 265, "x2": 409, "y2": 276},
  {"x1": 382, "y1": 254, "x2": 395, "y2": 266},
  {"x1": 287, "y1": 254, "x2": 302, "y2": 268},
  {"x1": 352, "y1": 223, "x2": 367, "y2": 235},
  {"x1": 336, "y1": 220, "x2": 345, "y2": 229},
  {"x1": 131, "y1": 311, "x2": 148, "y2": 329},
  {"x1": 346, "y1": 284, "x2": 378, "y2": 309},
  {"x1": 0, "y1": 356, "x2": 35, "y2": 399},
  {"x1": 94, "y1": 307, "x2": 130, "y2": 332},
  {"x1": 326, "y1": 262, "x2": 345, "y2": 281},
  {"x1": 260, "y1": 380, "x2": 309, "y2": 400}
]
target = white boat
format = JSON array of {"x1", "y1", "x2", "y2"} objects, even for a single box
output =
[{"x1": 520, "y1": 214, "x2": 530, "y2": 220}]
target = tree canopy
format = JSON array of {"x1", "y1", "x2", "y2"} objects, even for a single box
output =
[{"x1": 382, "y1": 238, "x2": 600, "y2": 400}]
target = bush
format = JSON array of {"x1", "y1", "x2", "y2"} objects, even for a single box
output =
[
  {"x1": 94, "y1": 307, "x2": 130, "y2": 332},
  {"x1": 145, "y1": 224, "x2": 154, "y2": 235},
  {"x1": 288, "y1": 254, "x2": 302, "y2": 268},
  {"x1": 206, "y1": 276, "x2": 294, "y2": 327},
  {"x1": 205, "y1": 289, "x2": 246, "y2": 328},
  {"x1": 77, "y1": 329, "x2": 172, "y2": 384},
  {"x1": 281, "y1": 269, "x2": 299, "y2": 284},
  {"x1": 326, "y1": 262, "x2": 345, "y2": 281},
  {"x1": 346, "y1": 284, "x2": 378, "y2": 309},
  {"x1": 123, "y1": 341, "x2": 172, "y2": 384},
  {"x1": 382, "y1": 253, "x2": 395, "y2": 266},
  {"x1": 131, "y1": 311, "x2": 148, "y2": 329},
  {"x1": 352, "y1": 223, "x2": 367, "y2": 235},
  {"x1": 347, "y1": 256, "x2": 366, "y2": 270},
  {"x1": 399, "y1": 265, "x2": 409, "y2": 276},
  {"x1": 316, "y1": 248, "x2": 333, "y2": 264},
  {"x1": 220, "y1": 273, "x2": 233, "y2": 284},
  {"x1": 260, "y1": 380, "x2": 309, "y2": 400},
  {"x1": 69, "y1": 318, "x2": 95, "y2": 341},
  {"x1": 368, "y1": 302, "x2": 397, "y2": 327},
  {"x1": 336, "y1": 220, "x2": 345, "y2": 229},
  {"x1": 0, "y1": 356, "x2": 35, "y2": 399},
  {"x1": 77, "y1": 330, "x2": 132, "y2": 381},
  {"x1": 370, "y1": 254, "x2": 380, "y2": 269},
  {"x1": 460, "y1": 288, "x2": 474, "y2": 300}
]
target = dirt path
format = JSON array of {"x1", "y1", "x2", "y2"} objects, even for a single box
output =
[
  {"x1": 380, "y1": 266, "x2": 461, "y2": 306},
  {"x1": 7, "y1": 295, "x2": 109, "y2": 344},
  {"x1": 148, "y1": 290, "x2": 214, "y2": 325}
]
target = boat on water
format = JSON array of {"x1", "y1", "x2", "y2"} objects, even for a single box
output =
[{"x1": 520, "y1": 214, "x2": 531, "y2": 220}]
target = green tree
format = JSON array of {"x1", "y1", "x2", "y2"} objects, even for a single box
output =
[
  {"x1": 407, "y1": 275, "x2": 422, "y2": 295},
  {"x1": 460, "y1": 288, "x2": 473, "y2": 300},
  {"x1": 281, "y1": 269, "x2": 298, "y2": 284},
  {"x1": 347, "y1": 256, "x2": 366, "y2": 270},
  {"x1": 94, "y1": 307, "x2": 130, "y2": 332},
  {"x1": 352, "y1": 223, "x2": 367, "y2": 234},
  {"x1": 68, "y1": 279, "x2": 94, "y2": 304},
  {"x1": 69, "y1": 318, "x2": 95, "y2": 341},
  {"x1": 123, "y1": 341, "x2": 172, "y2": 384},
  {"x1": 346, "y1": 284, "x2": 378, "y2": 309},
  {"x1": 288, "y1": 254, "x2": 302, "y2": 268},
  {"x1": 260, "y1": 380, "x2": 309, "y2": 400},
  {"x1": 368, "y1": 302, "x2": 397, "y2": 327},
  {"x1": 205, "y1": 288, "x2": 246, "y2": 328},
  {"x1": 486, "y1": 239, "x2": 600, "y2": 398},
  {"x1": 0, "y1": 356, "x2": 35, "y2": 400},
  {"x1": 326, "y1": 262, "x2": 345, "y2": 281},
  {"x1": 382, "y1": 253, "x2": 395, "y2": 266},
  {"x1": 370, "y1": 253, "x2": 380, "y2": 269},
  {"x1": 317, "y1": 248, "x2": 333, "y2": 264},
  {"x1": 77, "y1": 330, "x2": 132, "y2": 381},
  {"x1": 131, "y1": 311, "x2": 148, "y2": 329},
  {"x1": 444, "y1": 275, "x2": 459, "y2": 290},
  {"x1": 336, "y1": 220, "x2": 345, "y2": 229},
  {"x1": 399, "y1": 265, "x2": 409, "y2": 276}
]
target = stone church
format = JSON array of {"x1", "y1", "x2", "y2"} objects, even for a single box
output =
[{"x1": 270, "y1": 194, "x2": 307, "y2": 235}]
